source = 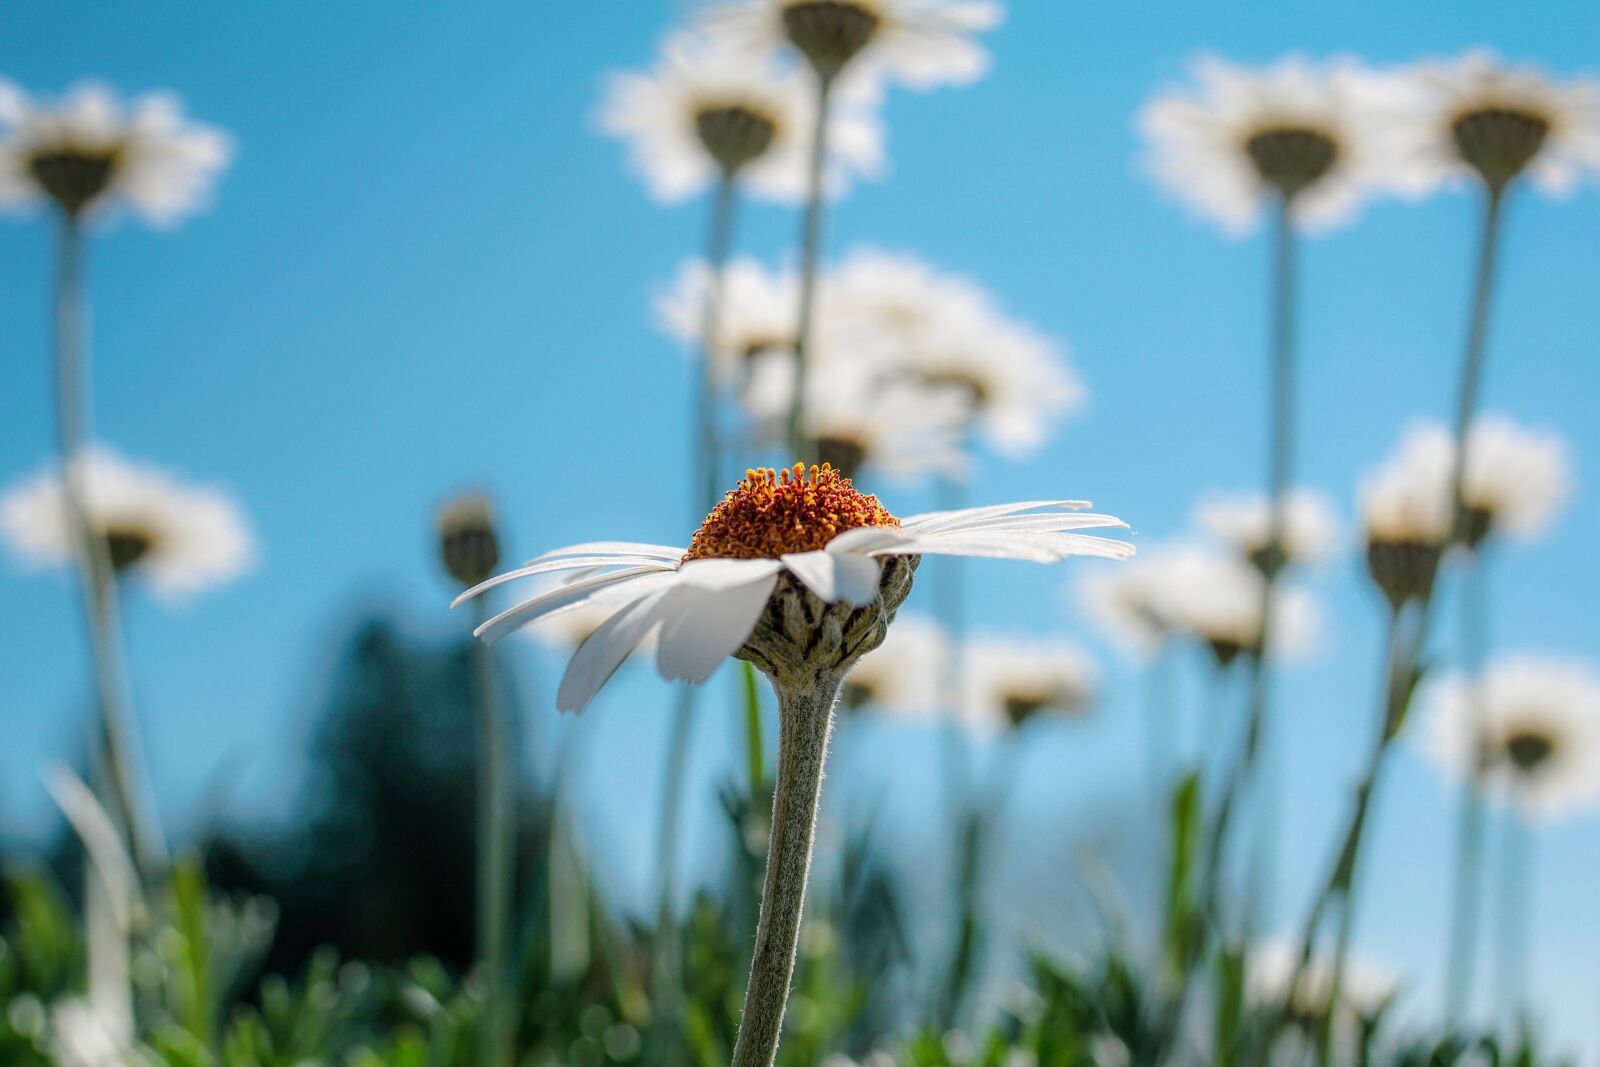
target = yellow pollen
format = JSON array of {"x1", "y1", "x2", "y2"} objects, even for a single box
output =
[{"x1": 684, "y1": 462, "x2": 899, "y2": 562}]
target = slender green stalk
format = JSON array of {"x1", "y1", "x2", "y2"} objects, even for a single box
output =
[
  {"x1": 51, "y1": 212, "x2": 167, "y2": 881},
  {"x1": 1492, "y1": 812, "x2": 1531, "y2": 1028},
  {"x1": 784, "y1": 73, "x2": 834, "y2": 460},
  {"x1": 656, "y1": 170, "x2": 743, "y2": 1005},
  {"x1": 742, "y1": 661, "x2": 767, "y2": 793},
  {"x1": 1442, "y1": 183, "x2": 1508, "y2": 1026},
  {"x1": 470, "y1": 598, "x2": 514, "y2": 1067},
  {"x1": 731, "y1": 671, "x2": 841, "y2": 1067},
  {"x1": 1142, "y1": 649, "x2": 1176, "y2": 803}
]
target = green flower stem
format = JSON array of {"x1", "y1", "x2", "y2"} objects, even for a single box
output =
[
  {"x1": 471, "y1": 598, "x2": 514, "y2": 1067},
  {"x1": 731, "y1": 671, "x2": 842, "y2": 1067},
  {"x1": 1491, "y1": 812, "x2": 1532, "y2": 1027},
  {"x1": 784, "y1": 72, "x2": 835, "y2": 460},
  {"x1": 1443, "y1": 183, "x2": 1509, "y2": 1026},
  {"x1": 51, "y1": 212, "x2": 167, "y2": 882}
]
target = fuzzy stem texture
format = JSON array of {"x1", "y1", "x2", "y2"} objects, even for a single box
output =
[{"x1": 731, "y1": 671, "x2": 842, "y2": 1067}]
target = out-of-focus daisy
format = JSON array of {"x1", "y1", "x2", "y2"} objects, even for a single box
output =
[
  {"x1": 1138, "y1": 54, "x2": 1399, "y2": 235},
  {"x1": 655, "y1": 256, "x2": 801, "y2": 385},
  {"x1": 1420, "y1": 655, "x2": 1600, "y2": 822},
  {"x1": 0, "y1": 79, "x2": 231, "y2": 223},
  {"x1": 598, "y1": 31, "x2": 884, "y2": 203},
  {"x1": 455, "y1": 463, "x2": 1130, "y2": 712},
  {"x1": 1247, "y1": 937, "x2": 1398, "y2": 1026},
  {"x1": 1386, "y1": 51, "x2": 1600, "y2": 195},
  {"x1": 1193, "y1": 486, "x2": 1343, "y2": 570},
  {"x1": 437, "y1": 492, "x2": 501, "y2": 590},
  {"x1": 1157, "y1": 544, "x2": 1322, "y2": 667},
  {"x1": 702, "y1": 0, "x2": 1003, "y2": 91},
  {"x1": 0, "y1": 447, "x2": 254, "y2": 602},
  {"x1": 962, "y1": 634, "x2": 1097, "y2": 729},
  {"x1": 742, "y1": 355, "x2": 971, "y2": 481},
  {"x1": 840, "y1": 612, "x2": 945, "y2": 713},
  {"x1": 1360, "y1": 425, "x2": 1455, "y2": 610},
  {"x1": 828, "y1": 248, "x2": 1083, "y2": 457},
  {"x1": 1456, "y1": 415, "x2": 1571, "y2": 548},
  {"x1": 1076, "y1": 550, "x2": 1185, "y2": 660}
]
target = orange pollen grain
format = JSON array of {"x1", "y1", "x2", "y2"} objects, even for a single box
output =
[{"x1": 684, "y1": 462, "x2": 899, "y2": 561}]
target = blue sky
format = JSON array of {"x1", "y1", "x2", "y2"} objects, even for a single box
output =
[{"x1": 3, "y1": 0, "x2": 1599, "y2": 1054}]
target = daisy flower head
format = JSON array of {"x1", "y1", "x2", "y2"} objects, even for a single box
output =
[
  {"x1": 655, "y1": 255, "x2": 801, "y2": 386},
  {"x1": 1193, "y1": 485, "x2": 1343, "y2": 572},
  {"x1": 840, "y1": 611, "x2": 946, "y2": 713},
  {"x1": 437, "y1": 491, "x2": 501, "y2": 590},
  {"x1": 962, "y1": 634, "x2": 1098, "y2": 730},
  {"x1": 1360, "y1": 425, "x2": 1455, "y2": 611},
  {"x1": 455, "y1": 463, "x2": 1130, "y2": 712},
  {"x1": 1457, "y1": 413, "x2": 1571, "y2": 549},
  {"x1": 1420, "y1": 654, "x2": 1600, "y2": 823},
  {"x1": 1385, "y1": 51, "x2": 1600, "y2": 195},
  {"x1": 0, "y1": 447, "x2": 255, "y2": 602},
  {"x1": 1156, "y1": 543, "x2": 1322, "y2": 668},
  {"x1": 700, "y1": 0, "x2": 1003, "y2": 92},
  {"x1": 1138, "y1": 54, "x2": 1400, "y2": 236},
  {"x1": 0, "y1": 79, "x2": 231, "y2": 224},
  {"x1": 597, "y1": 31, "x2": 884, "y2": 203}
]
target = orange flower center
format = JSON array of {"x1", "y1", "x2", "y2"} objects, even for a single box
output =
[{"x1": 684, "y1": 463, "x2": 899, "y2": 561}]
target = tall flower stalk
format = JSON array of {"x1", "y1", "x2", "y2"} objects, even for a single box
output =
[{"x1": 785, "y1": 72, "x2": 834, "y2": 458}]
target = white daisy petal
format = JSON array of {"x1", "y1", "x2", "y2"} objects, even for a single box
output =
[
  {"x1": 781, "y1": 549, "x2": 882, "y2": 606},
  {"x1": 472, "y1": 567, "x2": 674, "y2": 643},
  {"x1": 557, "y1": 588, "x2": 674, "y2": 713},
  {"x1": 655, "y1": 568, "x2": 781, "y2": 683},
  {"x1": 453, "y1": 555, "x2": 676, "y2": 607},
  {"x1": 525, "y1": 541, "x2": 686, "y2": 562},
  {"x1": 897, "y1": 500, "x2": 1092, "y2": 532},
  {"x1": 675, "y1": 556, "x2": 786, "y2": 589}
]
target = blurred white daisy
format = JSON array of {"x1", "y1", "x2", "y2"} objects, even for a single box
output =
[
  {"x1": 0, "y1": 79, "x2": 231, "y2": 224},
  {"x1": 1138, "y1": 54, "x2": 1400, "y2": 235},
  {"x1": 1420, "y1": 654, "x2": 1600, "y2": 823},
  {"x1": 1247, "y1": 937, "x2": 1398, "y2": 1022},
  {"x1": 455, "y1": 463, "x2": 1130, "y2": 712},
  {"x1": 1384, "y1": 51, "x2": 1600, "y2": 194},
  {"x1": 597, "y1": 31, "x2": 884, "y2": 203},
  {"x1": 1193, "y1": 486, "x2": 1343, "y2": 568},
  {"x1": 1156, "y1": 543, "x2": 1322, "y2": 666},
  {"x1": 1076, "y1": 558, "x2": 1177, "y2": 661},
  {"x1": 827, "y1": 248, "x2": 1084, "y2": 457},
  {"x1": 1360, "y1": 427, "x2": 1454, "y2": 611},
  {"x1": 655, "y1": 256, "x2": 800, "y2": 385},
  {"x1": 741, "y1": 354, "x2": 972, "y2": 481},
  {"x1": 701, "y1": 0, "x2": 1002, "y2": 91},
  {"x1": 0, "y1": 447, "x2": 255, "y2": 601},
  {"x1": 840, "y1": 612, "x2": 946, "y2": 713},
  {"x1": 962, "y1": 634, "x2": 1098, "y2": 729}
]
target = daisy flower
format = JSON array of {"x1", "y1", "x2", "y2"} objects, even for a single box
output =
[
  {"x1": 701, "y1": 0, "x2": 1003, "y2": 91},
  {"x1": 839, "y1": 612, "x2": 945, "y2": 713},
  {"x1": 0, "y1": 79, "x2": 231, "y2": 224},
  {"x1": 1385, "y1": 51, "x2": 1600, "y2": 194},
  {"x1": 655, "y1": 255, "x2": 801, "y2": 385},
  {"x1": 1138, "y1": 54, "x2": 1400, "y2": 235},
  {"x1": 437, "y1": 492, "x2": 501, "y2": 589},
  {"x1": 1193, "y1": 485, "x2": 1343, "y2": 570},
  {"x1": 0, "y1": 447, "x2": 254, "y2": 602},
  {"x1": 597, "y1": 31, "x2": 885, "y2": 203},
  {"x1": 1420, "y1": 655, "x2": 1600, "y2": 823},
  {"x1": 1456, "y1": 414, "x2": 1571, "y2": 547},
  {"x1": 1157, "y1": 545, "x2": 1322, "y2": 667},
  {"x1": 1247, "y1": 937, "x2": 1398, "y2": 1024},
  {"x1": 455, "y1": 463, "x2": 1129, "y2": 713},
  {"x1": 961, "y1": 634, "x2": 1097, "y2": 729}
]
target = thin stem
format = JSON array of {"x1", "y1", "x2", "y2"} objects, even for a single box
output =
[
  {"x1": 1492, "y1": 812, "x2": 1532, "y2": 1029},
  {"x1": 730, "y1": 671, "x2": 842, "y2": 1067},
  {"x1": 784, "y1": 73, "x2": 834, "y2": 460},
  {"x1": 471, "y1": 599, "x2": 514, "y2": 1067},
  {"x1": 1142, "y1": 649, "x2": 1176, "y2": 803},
  {"x1": 1444, "y1": 555, "x2": 1491, "y2": 1025},
  {"x1": 1448, "y1": 185, "x2": 1506, "y2": 499},
  {"x1": 51, "y1": 212, "x2": 166, "y2": 880}
]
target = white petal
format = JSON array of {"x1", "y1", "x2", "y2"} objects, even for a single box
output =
[
  {"x1": 474, "y1": 568, "x2": 670, "y2": 643},
  {"x1": 524, "y1": 541, "x2": 685, "y2": 562},
  {"x1": 824, "y1": 525, "x2": 919, "y2": 555},
  {"x1": 898, "y1": 500, "x2": 1091, "y2": 533},
  {"x1": 675, "y1": 557, "x2": 785, "y2": 590},
  {"x1": 781, "y1": 550, "x2": 881, "y2": 606},
  {"x1": 453, "y1": 556, "x2": 676, "y2": 607},
  {"x1": 876, "y1": 531, "x2": 1135, "y2": 563},
  {"x1": 654, "y1": 569, "x2": 780, "y2": 683},
  {"x1": 557, "y1": 587, "x2": 673, "y2": 713},
  {"x1": 923, "y1": 512, "x2": 1129, "y2": 535}
]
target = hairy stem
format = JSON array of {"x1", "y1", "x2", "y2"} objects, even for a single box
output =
[
  {"x1": 731, "y1": 671, "x2": 841, "y2": 1067},
  {"x1": 785, "y1": 73, "x2": 834, "y2": 460}
]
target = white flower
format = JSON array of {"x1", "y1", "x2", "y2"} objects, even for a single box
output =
[
  {"x1": 1419, "y1": 655, "x2": 1600, "y2": 823},
  {"x1": 456, "y1": 464, "x2": 1130, "y2": 712},
  {"x1": 840, "y1": 612, "x2": 946, "y2": 713},
  {"x1": 827, "y1": 247, "x2": 1084, "y2": 457},
  {"x1": 0, "y1": 79, "x2": 231, "y2": 224},
  {"x1": 597, "y1": 31, "x2": 884, "y2": 203},
  {"x1": 741, "y1": 353, "x2": 972, "y2": 481},
  {"x1": 1193, "y1": 486, "x2": 1343, "y2": 566},
  {"x1": 1247, "y1": 937, "x2": 1398, "y2": 1019},
  {"x1": 702, "y1": 0, "x2": 1003, "y2": 93},
  {"x1": 655, "y1": 256, "x2": 800, "y2": 385},
  {"x1": 1382, "y1": 51, "x2": 1600, "y2": 194},
  {"x1": 1138, "y1": 54, "x2": 1400, "y2": 235},
  {"x1": 520, "y1": 597, "x2": 659, "y2": 656},
  {"x1": 1359, "y1": 426, "x2": 1456, "y2": 549},
  {"x1": 0, "y1": 447, "x2": 255, "y2": 601},
  {"x1": 962, "y1": 634, "x2": 1097, "y2": 729},
  {"x1": 1076, "y1": 557, "x2": 1178, "y2": 660},
  {"x1": 1156, "y1": 544, "x2": 1321, "y2": 664}
]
